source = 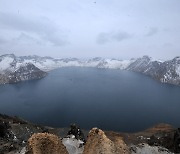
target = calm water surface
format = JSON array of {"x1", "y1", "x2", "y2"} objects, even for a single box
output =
[{"x1": 0, "y1": 67, "x2": 180, "y2": 132}]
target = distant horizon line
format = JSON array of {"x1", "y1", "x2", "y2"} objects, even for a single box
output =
[{"x1": 0, "y1": 52, "x2": 179, "y2": 61}]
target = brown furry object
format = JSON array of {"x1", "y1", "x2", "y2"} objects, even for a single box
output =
[
  {"x1": 26, "y1": 133, "x2": 68, "y2": 154},
  {"x1": 83, "y1": 128, "x2": 130, "y2": 154}
]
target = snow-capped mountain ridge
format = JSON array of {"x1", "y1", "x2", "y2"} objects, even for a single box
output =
[
  {"x1": 127, "y1": 56, "x2": 180, "y2": 85},
  {"x1": 0, "y1": 54, "x2": 47, "y2": 84},
  {"x1": 0, "y1": 54, "x2": 180, "y2": 85},
  {"x1": 8, "y1": 63, "x2": 47, "y2": 84},
  {"x1": 0, "y1": 54, "x2": 135, "y2": 72}
]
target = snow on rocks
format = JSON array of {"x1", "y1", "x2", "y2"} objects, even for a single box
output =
[
  {"x1": 62, "y1": 135, "x2": 84, "y2": 154},
  {"x1": 176, "y1": 65, "x2": 180, "y2": 77},
  {"x1": 130, "y1": 143, "x2": 174, "y2": 154},
  {"x1": 1, "y1": 54, "x2": 180, "y2": 86}
]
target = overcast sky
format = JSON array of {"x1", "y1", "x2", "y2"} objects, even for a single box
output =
[{"x1": 0, "y1": 0, "x2": 180, "y2": 59}]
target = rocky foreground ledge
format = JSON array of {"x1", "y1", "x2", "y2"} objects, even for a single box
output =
[{"x1": 0, "y1": 113, "x2": 180, "y2": 154}]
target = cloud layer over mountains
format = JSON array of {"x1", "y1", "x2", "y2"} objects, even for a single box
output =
[{"x1": 0, "y1": 0, "x2": 180, "y2": 59}]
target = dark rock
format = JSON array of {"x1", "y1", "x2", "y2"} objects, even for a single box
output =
[
  {"x1": 0, "y1": 121, "x2": 10, "y2": 138},
  {"x1": 174, "y1": 128, "x2": 180, "y2": 153},
  {"x1": 147, "y1": 128, "x2": 180, "y2": 153},
  {"x1": 42, "y1": 128, "x2": 49, "y2": 133},
  {"x1": 67, "y1": 123, "x2": 85, "y2": 142}
]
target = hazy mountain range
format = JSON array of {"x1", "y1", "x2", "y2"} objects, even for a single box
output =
[{"x1": 0, "y1": 54, "x2": 180, "y2": 85}]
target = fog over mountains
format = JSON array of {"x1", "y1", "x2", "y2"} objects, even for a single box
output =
[{"x1": 0, "y1": 54, "x2": 180, "y2": 85}]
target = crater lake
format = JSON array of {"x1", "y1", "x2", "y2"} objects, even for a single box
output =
[{"x1": 0, "y1": 67, "x2": 180, "y2": 132}]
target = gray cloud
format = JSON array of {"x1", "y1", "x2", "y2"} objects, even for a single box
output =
[
  {"x1": 0, "y1": 0, "x2": 179, "y2": 59},
  {"x1": 145, "y1": 27, "x2": 158, "y2": 37},
  {"x1": 13, "y1": 33, "x2": 42, "y2": 45},
  {"x1": 0, "y1": 38, "x2": 7, "y2": 44},
  {"x1": 0, "y1": 12, "x2": 68, "y2": 46},
  {"x1": 97, "y1": 31, "x2": 132, "y2": 44}
]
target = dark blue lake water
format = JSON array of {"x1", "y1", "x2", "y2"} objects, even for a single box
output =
[{"x1": 0, "y1": 67, "x2": 180, "y2": 132}]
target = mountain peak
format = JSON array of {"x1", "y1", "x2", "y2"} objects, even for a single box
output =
[
  {"x1": 0, "y1": 54, "x2": 16, "y2": 59},
  {"x1": 142, "y1": 55, "x2": 152, "y2": 60},
  {"x1": 173, "y1": 56, "x2": 180, "y2": 61}
]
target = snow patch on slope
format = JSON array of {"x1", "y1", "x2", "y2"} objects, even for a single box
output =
[
  {"x1": 176, "y1": 65, "x2": 180, "y2": 76},
  {"x1": 106, "y1": 59, "x2": 132, "y2": 69},
  {"x1": 23, "y1": 59, "x2": 58, "y2": 71},
  {"x1": 0, "y1": 57, "x2": 14, "y2": 72},
  {"x1": 131, "y1": 143, "x2": 173, "y2": 154}
]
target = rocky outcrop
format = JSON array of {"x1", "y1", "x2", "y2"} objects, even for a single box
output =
[
  {"x1": 0, "y1": 121, "x2": 10, "y2": 138},
  {"x1": 67, "y1": 124, "x2": 85, "y2": 142},
  {"x1": 147, "y1": 127, "x2": 180, "y2": 153},
  {"x1": 0, "y1": 114, "x2": 180, "y2": 154},
  {"x1": 130, "y1": 143, "x2": 173, "y2": 154},
  {"x1": 174, "y1": 128, "x2": 180, "y2": 153},
  {"x1": 26, "y1": 133, "x2": 68, "y2": 154},
  {"x1": 62, "y1": 124, "x2": 85, "y2": 154},
  {"x1": 0, "y1": 113, "x2": 54, "y2": 154},
  {"x1": 62, "y1": 136, "x2": 84, "y2": 154},
  {"x1": 83, "y1": 128, "x2": 130, "y2": 154}
]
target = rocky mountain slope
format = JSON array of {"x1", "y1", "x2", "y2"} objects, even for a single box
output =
[
  {"x1": 0, "y1": 54, "x2": 180, "y2": 86},
  {"x1": 127, "y1": 56, "x2": 180, "y2": 85},
  {"x1": 0, "y1": 54, "x2": 47, "y2": 84},
  {"x1": 8, "y1": 63, "x2": 47, "y2": 84},
  {"x1": 0, "y1": 113, "x2": 180, "y2": 154}
]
